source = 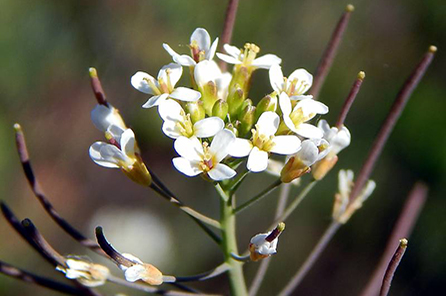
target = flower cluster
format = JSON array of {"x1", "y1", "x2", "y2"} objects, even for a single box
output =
[{"x1": 121, "y1": 27, "x2": 352, "y2": 182}]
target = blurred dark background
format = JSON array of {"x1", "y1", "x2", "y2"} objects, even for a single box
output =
[{"x1": 0, "y1": 0, "x2": 445, "y2": 295}]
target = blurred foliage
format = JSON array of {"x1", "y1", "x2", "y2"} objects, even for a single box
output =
[{"x1": 0, "y1": 0, "x2": 445, "y2": 295}]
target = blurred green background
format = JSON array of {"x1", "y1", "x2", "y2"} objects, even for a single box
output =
[{"x1": 0, "y1": 0, "x2": 445, "y2": 295}]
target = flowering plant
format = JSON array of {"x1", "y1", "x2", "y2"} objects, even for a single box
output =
[{"x1": 0, "y1": 1, "x2": 437, "y2": 296}]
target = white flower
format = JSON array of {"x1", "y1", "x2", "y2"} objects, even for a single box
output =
[
  {"x1": 230, "y1": 112, "x2": 301, "y2": 172},
  {"x1": 318, "y1": 119, "x2": 351, "y2": 158},
  {"x1": 194, "y1": 60, "x2": 232, "y2": 100},
  {"x1": 248, "y1": 223, "x2": 285, "y2": 262},
  {"x1": 163, "y1": 28, "x2": 219, "y2": 66},
  {"x1": 333, "y1": 169, "x2": 376, "y2": 223},
  {"x1": 119, "y1": 253, "x2": 163, "y2": 285},
  {"x1": 56, "y1": 258, "x2": 109, "y2": 287},
  {"x1": 89, "y1": 125, "x2": 151, "y2": 186},
  {"x1": 216, "y1": 43, "x2": 281, "y2": 70},
  {"x1": 158, "y1": 99, "x2": 224, "y2": 139},
  {"x1": 172, "y1": 129, "x2": 236, "y2": 181},
  {"x1": 91, "y1": 104, "x2": 126, "y2": 133},
  {"x1": 269, "y1": 64, "x2": 313, "y2": 99},
  {"x1": 279, "y1": 93, "x2": 328, "y2": 138},
  {"x1": 131, "y1": 63, "x2": 201, "y2": 108}
]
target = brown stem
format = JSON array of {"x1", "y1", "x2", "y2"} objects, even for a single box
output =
[
  {"x1": 348, "y1": 46, "x2": 436, "y2": 204},
  {"x1": 89, "y1": 67, "x2": 108, "y2": 106},
  {"x1": 379, "y1": 239, "x2": 408, "y2": 296},
  {"x1": 219, "y1": 0, "x2": 240, "y2": 71},
  {"x1": 309, "y1": 5, "x2": 354, "y2": 99},
  {"x1": 360, "y1": 182, "x2": 428, "y2": 296},
  {"x1": 0, "y1": 261, "x2": 85, "y2": 295},
  {"x1": 279, "y1": 221, "x2": 342, "y2": 296},
  {"x1": 336, "y1": 71, "x2": 365, "y2": 128},
  {"x1": 13, "y1": 124, "x2": 104, "y2": 256}
]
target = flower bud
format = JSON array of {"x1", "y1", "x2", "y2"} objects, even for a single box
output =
[
  {"x1": 255, "y1": 94, "x2": 277, "y2": 122},
  {"x1": 212, "y1": 99, "x2": 229, "y2": 120},
  {"x1": 202, "y1": 81, "x2": 218, "y2": 116},
  {"x1": 186, "y1": 101, "x2": 205, "y2": 123},
  {"x1": 237, "y1": 104, "x2": 256, "y2": 136},
  {"x1": 227, "y1": 86, "x2": 244, "y2": 118}
]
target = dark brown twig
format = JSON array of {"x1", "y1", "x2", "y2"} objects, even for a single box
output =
[
  {"x1": 348, "y1": 46, "x2": 437, "y2": 205},
  {"x1": 336, "y1": 71, "x2": 365, "y2": 128},
  {"x1": 309, "y1": 5, "x2": 354, "y2": 99},
  {"x1": 89, "y1": 67, "x2": 108, "y2": 106},
  {"x1": 379, "y1": 239, "x2": 408, "y2": 296},
  {"x1": 219, "y1": 0, "x2": 240, "y2": 71},
  {"x1": 13, "y1": 124, "x2": 104, "y2": 256},
  {"x1": 360, "y1": 182, "x2": 428, "y2": 296},
  {"x1": 0, "y1": 261, "x2": 85, "y2": 296}
]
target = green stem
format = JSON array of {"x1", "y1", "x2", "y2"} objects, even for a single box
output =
[
  {"x1": 234, "y1": 179, "x2": 282, "y2": 214},
  {"x1": 218, "y1": 187, "x2": 248, "y2": 296}
]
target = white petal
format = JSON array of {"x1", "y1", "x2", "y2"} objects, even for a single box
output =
[
  {"x1": 295, "y1": 123, "x2": 324, "y2": 139},
  {"x1": 91, "y1": 105, "x2": 125, "y2": 132},
  {"x1": 247, "y1": 147, "x2": 269, "y2": 172},
  {"x1": 194, "y1": 60, "x2": 219, "y2": 87},
  {"x1": 169, "y1": 87, "x2": 201, "y2": 102},
  {"x1": 223, "y1": 44, "x2": 241, "y2": 57},
  {"x1": 100, "y1": 144, "x2": 130, "y2": 165},
  {"x1": 207, "y1": 163, "x2": 236, "y2": 181},
  {"x1": 216, "y1": 53, "x2": 242, "y2": 65},
  {"x1": 174, "y1": 136, "x2": 203, "y2": 161},
  {"x1": 252, "y1": 54, "x2": 282, "y2": 69},
  {"x1": 66, "y1": 259, "x2": 90, "y2": 271},
  {"x1": 159, "y1": 63, "x2": 183, "y2": 87},
  {"x1": 120, "y1": 129, "x2": 136, "y2": 157},
  {"x1": 191, "y1": 28, "x2": 211, "y2": 51},
  {"x1": 210, "y1": 129, "x2": 235, "y2": 163},
  {"x1": 270, "y1": 136, "x2": 301, "y2": 155},
  {"x1": 172, "y1": 157, "x2": 202, "y2": 177},
  {"x1": 107, "y1": 124, "x2": 125, "y2": 142},
  {"x1": 297, "y1": 140, "x2": 319, "y2": 166},
  {"x1": 162, "y1": 120, "x2": 183, "y2": 139},
  {"x1": 288, "y1": 68, "x2": 313, "y2": 94},
  {"x1": 162, "y1": 43, "x2": 179, "y2": 59},
  {"x1": 289, "y1": 95, "x2": 313, "y2": 100},
  {"x1": 194, "y1": 117, "x2": 224, "y2": 138},
  {"x1": 229, "y1": 138, "x2": 253, "y2": 157},
  {"x1": 206, "y1": 37, "x2": 219, "y2": 60},
  {"x1": 142, "y1": 93, "x2": 169, "y2": 108},
  {"x1": 158, "y1": 99, "x2": 183, "y2": 122},
  {"x1": 131, "y1": 71, "x2": 156, "y2": 95},
  {"x1": 295, "y1": 99, "x2": 329, "y2": 116},
  {"x1": 279, "y1": 93, "x2": 292, "y2": 116},
  {"x1": 256, "y1": 111, "x2": 280, "y2": 136},
  {"x1": 89, "y1": 142, "x2": 120, "y2": 168},
  {"x1": 269, "y1": 64, "x2": 285, "y2": 93},
  {"x1": 124, "y1": 265, "x2": 145, "y2": 282},
  {"x1": 174, "y1": 55, "x2": 196, "y2": 66},
  {"x1": 121, "y1": 253, "x2": 144, "y2": 265}
]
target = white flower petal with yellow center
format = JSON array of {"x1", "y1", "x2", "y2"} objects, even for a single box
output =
[
  {"x1": 163, "y1": 28, "x2": 219, "y2": 66},
  {"x1": 291, "y1": 138, "x2": 330, "y2": 167},
  {"x1": 216, "y1": 43, "x2": 281, "y2": 69},
  {"x1": 158, "y1": 99, "x2": 224, "y2": 139},
  {"x1": 89, "y1": 126, "x2": 136, "y2": 170},
  {"x1": 269, "y1": 64, "x2": 313, "y2": 99},
  {"x1": 230, "y1": 112, "x2": 301, "y2": 173},
  {"x1": 318, "y1": 119, "x2": 351, "y2": 157},
  {"x1": 279, "y1": 93, "x2": 328, "y2": 138},
  {"x1": 131, "y1": 63, "x2": 201, "y2": 108},
  {"x1": 173, "y1": 129, "x2": 236, "y2": 181},
  {"x1": 91, "y1": 104, "x2": 126, "y2": 133}
]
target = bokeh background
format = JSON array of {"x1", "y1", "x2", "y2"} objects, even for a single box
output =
[{"x1": 1, "y1": 0, "x2": 445, "y2": 295}]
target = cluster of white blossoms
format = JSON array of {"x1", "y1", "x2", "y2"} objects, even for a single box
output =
[{"x1": 89, "y1": 28, "x2": 352, "y2": 184}]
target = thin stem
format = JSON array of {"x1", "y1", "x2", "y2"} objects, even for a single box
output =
[
  {"x1": 150, "y1": 184, "x2": 222, "y2": 244},
  {"x1": 13, "y1": 124, "x2": 104, "y2": 255},
  {"x1": 219, "y1": 187, "x2": 248, "y2": 295},
  {"x1": 348, "y1": 46, "x2": 437, "y2": 204},
  {"x1": 360, "y1": 182, "x2": 428, "y2": 296},
  {"x1": 234, "y1": 179, "x2": 282, "y2": 214},
  {"x1": 279, "y1": 220, "x2": 342, "y2": 295},
  {"x1": 230, "y1": 253, "x2": 250, "y2": 262},
  {"x1": 174, "y1": 263, "x2": 230, "y2": 282},
  {"x1": 219, "y1": 0, "x2": 240, "y2": 71},
  {"x1": 309, "y1": 5, "x2": 354, "y2": 99},
  {"x1": 379, "y1": 239, "x2": 408, "y2": 296},
  {"x1": 248, "y1": 183, "x2": 291, "y2": 296},
  {"x1": 336, "y1": 71, "x2": 365, "y2": 129},
  {"x1": 0, "y1": 261, "x2": 84, "y2": 296}
]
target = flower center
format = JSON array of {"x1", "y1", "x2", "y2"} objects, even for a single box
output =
[
  {"x1": 241, "y1": 43, "x2": 260, "y2": 66},
  {"x1": 199, "y1": 142, "x2": 215, "y2": 172},
  {"x1": 251, "y1": 126, "x2": 275, "y2": 152},
  {"x1": 176, "y1": 111, "x2": 194, "y2": 137},
  {"x1": 190, "y1": 41, "x2": 205, "y2": 63},
  {"x1": 288, "y1": 78, "x2": 309, "y2": 96},
  {"x1": 290, "y1": 108, "x2": 315, "y2": 128}
]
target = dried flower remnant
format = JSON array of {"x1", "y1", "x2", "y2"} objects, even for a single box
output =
[
  {"x1": 118, "y1": 253, "x2": 164, "y2": 285},
  {"x1": 249, "y1": 223, "x2": 285, "y2": 262},
  {"x1": 56, "y1": 258, "x2": 109, "y2": 287}
]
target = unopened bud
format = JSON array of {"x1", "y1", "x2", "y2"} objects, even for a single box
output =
[
  {"x1": 186, "y1": 101, "x2": 205, "y2": 123},
  {"x1": 255, "y1": 95, "x2": 277, "y2": 122},
  {"x1": 212, "y1": 99, "x2": 229, "y2": 120},
  {"x1": 122, "y1": 157, "x2": 152, "y2": 187},
  {"x1": 311, "y1": 155, "x2": 338, "y2": 180},
  {"x1": 280, "y1": 157, "x2": 311, "y2": 183},
  {"x1": 202, "y1": 81, "x2": 218, "y2": 116},
  {"x1": 237, "y1": 104, "x2": 256, "y2": 136},
  {"x1": 227, "y1": 86, "x2": 244, "y2": 118}
]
